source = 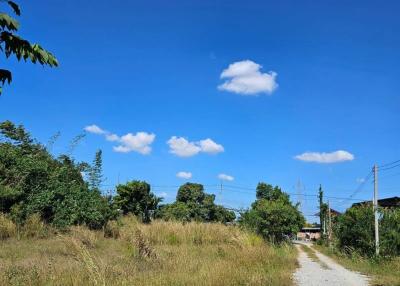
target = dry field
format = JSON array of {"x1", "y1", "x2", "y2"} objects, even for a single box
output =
[{"x1": 0, "y1": 214, "x2": 297, "y2": 286}]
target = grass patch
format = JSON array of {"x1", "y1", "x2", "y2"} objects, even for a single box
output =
[
  {"x1": 315, "y1": 245, "x2": 400, "y2": 286},
  {"x1": 300, "y1": 244, "x2": 329, "y2": 269},
  {"x1": 0, "y1": 216, "x2": 298, "y2": 285}
]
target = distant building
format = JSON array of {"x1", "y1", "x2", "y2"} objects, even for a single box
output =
[
  {"x1": 297, "y1": 227, "x2": 321, "y2": 241},
  {"x1": 352, "y1": 196, "x2": 400, "y2": 209}
]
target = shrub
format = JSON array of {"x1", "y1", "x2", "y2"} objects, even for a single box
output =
[
  {"x1": 380, "y1": 208, "x2": 400, "y2": 256},
  {"x1": 333, "y1": 206, "x2": 400, "y2": 257},
  {"x1": 0, "y1": 213, "x2": 16, "y2": 239}
]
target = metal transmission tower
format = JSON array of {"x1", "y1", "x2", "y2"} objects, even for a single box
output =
[{"x1": 295, "y1": 179, "x2": 304, "y2": 213}]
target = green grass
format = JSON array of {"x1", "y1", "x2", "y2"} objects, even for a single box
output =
[
  {"x1": 315, "y1": 245, "x2": 400, "y2": 286},
  {"x1": 300, "y1": 244, "x2": 329, "y2": 269},
  {"x1": 0, "y1": 215, "x2": 298, "y2": 286}
]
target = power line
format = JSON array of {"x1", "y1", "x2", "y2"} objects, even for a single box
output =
[
  {"x1": 379, "y1": 163, "x2": 400, "y2": 172},
  {"x1": 378, "y1": 159, "x2": 400, "y2": 168}
]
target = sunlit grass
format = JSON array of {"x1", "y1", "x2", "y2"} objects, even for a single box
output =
[{"x1": 0, "y1": 216, "x2": 298, "y2": 285}]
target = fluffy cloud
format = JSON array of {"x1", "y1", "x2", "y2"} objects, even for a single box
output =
[
  {"x1": 218, "y1": 60, "x2": 278, "y2": 95},
  {"x1": 113, "y1": 132, "x2": 155, "y2": 155},
  {"x1": 176, "y1": 171, "x2": 192, "y2": 179},
  {"x1": 199, "y1": 139, "x2": 224, "y2": 154},
  {"x1": 84, "y1": 124, "x2": 155, "y2": 155},
  {"x1": 167, "y1": 136, "x2": 201, "y2": 157},
  {"x1": 167, "y1": 136, "x2": 224, "y2": 157},
  {"x1": 218, "y1": 173, "x2": 234, "y2": 181},
  {"x1": 294, "y1": 150, "x2": 354, "y2": 163},
  {"x1": 84, "y1": 124, "x2": 106, "y2": 135}
]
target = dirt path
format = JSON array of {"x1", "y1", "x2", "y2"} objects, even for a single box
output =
[{"x1": 293, "y1": 243, "x2": 369, "y2": 286}]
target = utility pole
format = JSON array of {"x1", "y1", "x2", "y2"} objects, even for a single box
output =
[
  {"x1": 373, "y1": 164, "x2": 379, "y2": 256},
  {"x1": 328, "y1": 200, "x2": 332, "y2": 245}
]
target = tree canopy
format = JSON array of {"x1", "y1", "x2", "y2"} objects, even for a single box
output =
[
  {"x1": 157, "y1": 183, "x2": 235, "y2": 223},
  {"x1": 113, "y1": 180, "x2": 161, "y2": 223},
  {"x1": 240, "y1": 182, "x2": 304, "y2": 243},
  {"x1": 0, "y1": 121, "x2": 112, "y2": 228}
]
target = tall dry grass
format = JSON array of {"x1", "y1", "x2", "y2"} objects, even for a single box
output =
[{"x1": 0, "y1": 215, "x2": 298, "y2": 285}]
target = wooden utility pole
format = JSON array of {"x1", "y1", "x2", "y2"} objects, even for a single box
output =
[{"x1": 373, "y1": 164, "x2": 379, "y2": 256}]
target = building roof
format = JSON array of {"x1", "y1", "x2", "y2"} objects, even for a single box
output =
[{"x1": 352, "y1": 196, "x2": 400, "y2": 208}]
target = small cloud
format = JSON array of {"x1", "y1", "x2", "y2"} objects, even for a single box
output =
[
  {"x1": 218, "y1": 60, "x2": 278, "y2": 95},
  {"x1": 356, "y1": 178, "x2": 365, "y2": 184},
  {"x1": 218, "y1": 173, "x2": 234, "y2": 181},
  {"x1": 294, "y1": 150, "x2": 354, "y2": 163},
  {"x1": 167, "y1": 136, "x2": 224, "y2": 157},
  {"x1": 84, "y1": 124, "x2": 106, "y2": 135},
  {"x1": 84, "y1": 124, "x2": 155, "y2": 155},
  {"x1": 176, "y1": 171, "x2": 192, "y2": 179},
  {"x1": 105, "y1": 134, "x2": 119, "y2": 142},
  {"x1": 157, "y1": 192, "x2": 168, "y2": 198}
]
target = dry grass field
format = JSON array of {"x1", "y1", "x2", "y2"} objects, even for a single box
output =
[{"x1": 0, "y1": 214, "x2": 298, "y2": 286}]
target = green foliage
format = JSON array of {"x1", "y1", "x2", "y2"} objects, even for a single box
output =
[
  {"x1": 0, "y1": 1, "x2": 58, "y2": 95},
  {"x1": 157, "y1": 183, "x2": 236, "y2": 223},
  {"x1": 88, "y1": 150, "x2": 103, "y2": 191},
  {"x1": 380, "y1": 208, "x2": 400, "y2": 256},
  {"x1": 113, "y1": 180, "x2": 161, "y2": 223},
  {"x1": 0, "y1": 121, "x2": 112, "y2": 229},
  {"x1": 240, "y1": 182, "x2": 304, "y2": 243},
  {"x1": 335, "y1": 205, "x2": 375, "y2": 256},
  {"x1": 335, "y1": 206, "x2": 400, "y2": 257}
]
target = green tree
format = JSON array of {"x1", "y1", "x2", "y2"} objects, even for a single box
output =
[
  {"x1": 113, "y1": 181, "x2": 161, "y2": 223},
  {"x1": 157, "y1": 182, "x2": 235, "y2": 223},
  {"x1": 0, "y1": 1, "x2": 58, "y2": 95},
  {"x1": 88, "y1": 150, "x2": 103, "y2": 191},
  {"x1": 0, "y1": 121, "x2": 112, "y2": 229},
  {"x1": 240, "y1": 182, "x2": 304, "y2": 243}
]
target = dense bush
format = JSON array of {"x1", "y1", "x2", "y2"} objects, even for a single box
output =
[
  {"x1": 240, "y1": 182, "x2": 304, "y2": 243},
  {"x1": 334, "y1": 205, "x2": 375, "y2": 256},
  {"x1": 0, "y1": 121, "x2": 113, "y2": 229},
  {"x1": 335, "y1": 205, "x2": 400, "y2": 257},
  {"x1": 156, "y1": 183, "x2": 235, "y2": 223}
]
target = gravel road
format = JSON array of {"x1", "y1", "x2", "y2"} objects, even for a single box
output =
[{"x1": 293, "y1": 243, "x2": 370, "y2": 286}]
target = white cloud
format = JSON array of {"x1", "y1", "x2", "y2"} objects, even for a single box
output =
[
  {"x1": 84, "y1": 124, "x2": 106, "y2": 135},
  {"x1": 167, "y1": 136, "x2": 224, "y2": 157},
  {"x1": 199, "y1": 138, "x2": 224, "y2": 154},
  {"x1": 113, "y1": 132, "x2": 155, "y2": 155},
  {"x1": 167, "y1": 136, "x2": 201, "y2": 157},
  {"x1": 105, "y1": 133, "x2": 119, "y2": 142},
  {"x1": 218, "y1": 173, "x2": 234, "y2": 181},
  {"x1": 176, "y1": 171, "x2": 192, "y2": 179},
  {"x1": 84, "y1": 124, "x2": 155, "y2": 155},
  {"x1": 218, "y1": 60, "x2": 278, "y2": 95},
  {"x1": 356, "y1": 178, "x2": 365, "y2": 184},
  {"x1": 294, "y1": 150, "x2": 355, "y2": 163}
]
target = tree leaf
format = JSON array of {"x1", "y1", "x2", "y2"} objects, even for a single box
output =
[
  {"x1": 0, "y1": 13, "x2": 19, "y2": 31},
  {"x1": 7, "y1": 1, "x2": 21, "y2": 16}
]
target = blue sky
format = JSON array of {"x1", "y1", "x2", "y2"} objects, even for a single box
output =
[{"x1": 1, "y1": 0, "x2": 399, "y2": 221}]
